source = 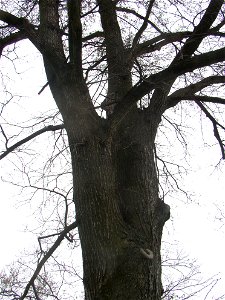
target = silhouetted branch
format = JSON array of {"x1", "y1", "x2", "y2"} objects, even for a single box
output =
[
  {"x1": 0, "y1": 31, "x2": 26, "y2": 56},
  {"x1": 0, "y1": 124, "x2": 64, "y2": 160},
  {"x1": 132, "y1": 0, "x2": 155, "y2": 48},
  {"x1": 167, "y1": 76, "x2": 225, "y2": 108},
  {"x1": 195, "y1": 101, "x2": 225, "y2": 159},
  {"x1": 117, "y1": 7, "x2": 162, "y2": 33}
]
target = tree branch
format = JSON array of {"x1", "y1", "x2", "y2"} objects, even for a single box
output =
[
  {"x1": 119, "y1": 47, "x2": 225, "y2": 107},
  {"x1": 0, "y1": 10, "x2": 28, "y2": 28},
  {"x1": 172, "y1": 0, "x2": 224, "y2": 61},
  {"x1": 84, "y1": 55, "x2": 107, "y2": 81},
  {"x1": 116, "y1": 7, "x2": 162, "y2": 33},
  {"x1": 97, "y1": 0, "x2": 125, "y2": 64},
  {"x1": 0, "y1": 124, "x2": 64, "y2": 160},
  {"x1": 170, "y1": 47, "x2": 225, "y2": 76},
  {"x1": 32, "y1": 283, "x2": 41, "y2": 300},
  {"x1": 83, "y1": 31, "x2": 104, "y2": 42},
  {"x1": 134, "y1": 31, "x2": 191, "y2": 58},
  {"x1": 169, "y1": 95, "x2": 225, "y2": 107},
  {"x1": 38, "y1": 0, "x2": 65, "y2": 63},
  {"x1": 173, "y1": 76, "x2": 225, "y2": 95},
  {"x1": 111, "y1": 1, "x2": 224, "y2": 120},
  {"x1": 147, "y1": 0, "x2": 224, "y2": 116},
  {"x1": 167, "y1": 76, "x2": 225, "y2": 108},
  {"x1": 20, "y1": 221, "x2": 78, "y2": 300},
  {"x1": 0, "y1": 31, "x2": 26, "y2": 56},
  {"x1": 111, "y1": 46, "x2": 225, "y2": 127},
  {"x1": 67, "y1": 0, "x2": 83, "y2": 77},
  {"x1": 0, "y1": 9, "x2": 37, "y2": 44},
  {"x1": 132, "y1": 0, "x2": 155, "y2": 49},
  {"x1": 97, "y1": 0, "x2": 132, "y2": 108},
  {"x1": 0, "y1": 6, "x2": 65, "y2": 65},
  {"x1": 195, "y1": 101, "x2": 225, "y2": 159},
  {"x1": 132, "y1": 17, "x2": 224, "y2": 61}
]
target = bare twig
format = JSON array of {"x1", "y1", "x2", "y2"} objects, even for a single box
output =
[{"x1": 0, "y1": 124, "x2": 9, "y2": 149}]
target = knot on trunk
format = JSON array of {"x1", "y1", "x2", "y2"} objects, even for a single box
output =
[{"x1": 155, "y1": 199, "x2": 170, "y2": 228}]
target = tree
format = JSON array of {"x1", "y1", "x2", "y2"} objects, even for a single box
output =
[{"x1": 0, "y1": 1, "x2": 225, "y2": 299}]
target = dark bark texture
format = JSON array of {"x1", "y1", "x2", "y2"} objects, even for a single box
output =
[
  {"x1": 69, "y1": 110, "x2": 169, "y2": 300},
  {"x1": 47, "y1": 73, "x2": 169, "y2": 299}
]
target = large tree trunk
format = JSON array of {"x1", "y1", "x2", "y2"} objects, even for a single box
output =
[
  {"x1": 45, "y1": 58, "x2": 169, "y2": 300},
  {"x1": 68, "y1": 109, "x2": 170, "y2": 300}
]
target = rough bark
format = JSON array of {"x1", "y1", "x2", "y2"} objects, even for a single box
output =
[
  {"x1": 45, "y1": 65, "x2": 169, "y2": 299},
  {"x1": 69, "y1": 119, "x2": 170, "y2": 299},
  {"x1": 53, "y1": 81, "x2": 170, "y2": 299}
]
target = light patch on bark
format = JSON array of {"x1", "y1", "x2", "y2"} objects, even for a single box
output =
[{"x1": 140, "y1": 248, "x2": 154, "y2": 259}]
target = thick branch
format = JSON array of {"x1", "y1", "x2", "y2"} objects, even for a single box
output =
[
  {"x1": 97, "y1": 0, "x2": 132, "y2": 102},
  {"x1": 67, "y1": 0, "x2": 83, "y2": 77},
  {"x1": 172, "y1": 0, "x2": 224, "y2": 61},
  {"x1": 38, "y1": 0, "x2": 65, "y2": 63},
  {"x1": 167, "y1": 76, "x2": 225, "y2": 108},
  {"x1": 112, "y1": 47, "x2": 225, "y2": 125},
  {"x1": 0, "y1": 10, "x2": 37, "y2": 43},
  {"x1": 170, "y1": 47, "x2": 225, "y2": 76},
  {"x1": 0, "y1": 124, "x2": 64, "y2": 160},
  {"x1": 126, "y1": 47, "x2": 225, "y2": 105},
  {"x1": 0, "y1": 10, "x2": 28, "y2": 28},
  {"x1": 112, "y1": 1, "x2": 224, "y2": 119},
  {"x1": 97, "y1": 0, "x2": 124, "y2": 63},
  {"x1": 133, "y1": 19, "x2": 224, "y2": 60},
  {"x1": 20, "y1": 221, "x2": 77, "y2": 300},
  {"x1": 147, "y1": 0, "x2": 224, "y2": 116},
  {"x1": 134, "y1": 31, "x2": 191, "y2": 58},
  {"x1": 173, "y1": 76, "x2": 225, "y2": 95},
  {"x1": 144, "y1": 0, "x2": 225, "y2": 116},
  {"x1": 0, "y1": 7, "x2": 65, "y2": 66}
]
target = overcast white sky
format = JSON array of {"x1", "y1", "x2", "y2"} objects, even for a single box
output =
[{"x1": 0, "y1": 41, "x2": 225, "y2": 299}]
